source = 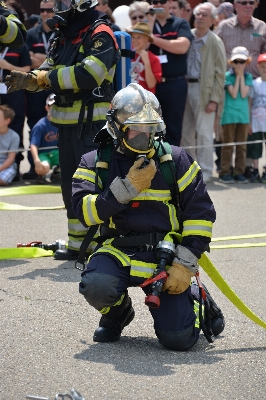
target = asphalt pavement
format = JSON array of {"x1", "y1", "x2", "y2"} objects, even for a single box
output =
[{"x1": 0, "y1": 143, "x2": 266, "y2": 399}]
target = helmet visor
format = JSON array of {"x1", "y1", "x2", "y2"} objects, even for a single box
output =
[
  {"x1": 123, "y1": 122, "x2": 165, "y2": 134},
  {"x1": 54, "y1": 0, "x2": 72, "y2": 12}
]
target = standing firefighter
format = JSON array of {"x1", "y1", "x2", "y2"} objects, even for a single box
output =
[
  {"x1": 72, "y1": 83, "x2": 225, "y2": 351},
  {"x1": 5, "y1": 0, "x2": 120, "y2": 260},
  {"x1": 0, "y1": 1, "x2": 26, "y2": 51}
]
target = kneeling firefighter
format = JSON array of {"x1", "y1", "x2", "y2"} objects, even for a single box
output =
[
  {"x1": 5, "y1": 0, "x2": 120, "y2": 260},
  {"x1": 72, "y1": 83, "x2": 225, "y2": 350}
]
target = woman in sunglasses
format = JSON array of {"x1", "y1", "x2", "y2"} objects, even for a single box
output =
[
  {"x1": 219, "y1": 46, "x2": 253, "y2": 184},
  {"x1": 128, "y1": 1, "x2": 150, "y2": 27}
]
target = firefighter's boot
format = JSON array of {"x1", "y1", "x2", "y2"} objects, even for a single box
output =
[{"x1": 93, "y1": 296, "x2": 135, "y2": 342}]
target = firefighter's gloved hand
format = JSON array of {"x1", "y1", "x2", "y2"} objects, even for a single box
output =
[
  {"x1": 36, "y1": 70, "x2": 51, "y2": 89},
  {"x1": 163, "y1": 246, "x2": 198, "y2": 294},
  {"x1": 126, "y1": 157, "x2": 156, "y2": 192},
  {"x1": 110, "y1": 158, "x2": 156, "y2": 204},
  {"x1": 5, "y1": 71, "x2": 39, "y2": 92},
  {"x1": 5, "y1": 70, "x2": 51, "y2": 93}
]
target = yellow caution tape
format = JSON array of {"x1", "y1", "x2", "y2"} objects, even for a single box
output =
[
  {"x1": 0, "y1": 185, "x2": 64, "y2": 210},
  {"x1": 0, "y1": 247, "x2": 53, "y2": 259},
  {"x1": 199, "y1": 253, "x2": 266, "y2": 329}
]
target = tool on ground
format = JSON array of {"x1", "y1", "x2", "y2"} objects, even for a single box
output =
[
  {"x1": 17, "y1": 239, "x2": 66, "y2": 252},
  {"x1": 140, "y1": 240, "x2": 176, "y2": 307},
  {"x1": 26, "y1": 388, "x2": 85, "y2": 400}
]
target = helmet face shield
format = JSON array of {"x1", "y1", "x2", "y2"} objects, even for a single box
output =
[
  {"x1": 54, "y1": 0, "x2": 72, "y2": 12},
  {"x1": 106, "y1": 84, "x2": 166, "y2": 155}
]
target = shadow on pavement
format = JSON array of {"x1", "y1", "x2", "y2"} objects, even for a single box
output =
[
  {"x1": 74, "y1": 336, "x2": 266, "y2": 376},
  {"x1": 5, "y1": 260, "x2": 80, "y2": 283}
]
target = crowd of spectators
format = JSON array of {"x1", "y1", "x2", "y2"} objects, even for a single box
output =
[{"x1": 1, "y1": 0, "x2": 266, "y2": 186}]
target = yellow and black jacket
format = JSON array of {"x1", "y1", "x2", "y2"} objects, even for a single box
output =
[
  {"x1": 0, "y1": 2, "x2": 26, "y2": 51},
  {"x1": 72, "y1": 144, "x2": 216, "y2": 280},
  {"x1": 37, "y1": 9, "x2": 119, "y2": 129}
]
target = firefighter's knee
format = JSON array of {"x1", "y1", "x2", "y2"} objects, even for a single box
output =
[
  {"x1": 155, "y1": 326, "x2": 199, "y2": 351},
  {"x1": 79, "y1": 273, "x2": 120, "y2": 311}
]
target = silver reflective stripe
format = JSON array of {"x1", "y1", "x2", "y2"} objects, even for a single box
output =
[
  {"x1": 68, "y1": 220, "x2": 86, "y2": 232},
  {"x1": 183, "y1": 224, "x2": 212, "y2": 234},
  {"x1": 83, "y1": 58, "x2": 106, "y2": 81},
  {"x1": 61, "y1": 67, "x2": 73, "y2": 89},
  {"x1": 130, "y1": 263, "x2": 155, "y2": 275},
  {"x1": 0, "y1": 19, "x2": 17, "y2": 43}
]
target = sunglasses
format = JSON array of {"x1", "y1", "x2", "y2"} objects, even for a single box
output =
[
  {"x1": 195, "y1": 12, "x2": 210, "y2": 17},
  {"x1": 40, "y1": 8, "x2": 54, "y2": 13},
  {"x1": 152, "y1": 0, "x2": 168, "y2": 5},
  {"x1": 237, "y1": 1, "x2": 255, "y2": 5},
  {"x1": 131, "y1": 15, "x2": 145, "y2": 20},
  {"x1": 233, "y1": 59, "x2": 246, "y2": 64}
]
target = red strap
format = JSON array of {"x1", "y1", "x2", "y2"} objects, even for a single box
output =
[{"x1": 92, "y1": 24, "x2": 119, "y2": 49}]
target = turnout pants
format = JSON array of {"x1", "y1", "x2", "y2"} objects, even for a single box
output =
[
  {"x1": 80, "y1": 252, "x2": 200, "y2": 351},
  {"x1": 58, "y1": 124, "x2": 103, "y2": 250}
]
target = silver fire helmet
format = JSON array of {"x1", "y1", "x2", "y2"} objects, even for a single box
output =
[
  {"x1": 106, "y1": 83, "x2": 165, "y2": 142},
  {"x1": 53, "y1": 0, "x2": 98, "y2": 13}
]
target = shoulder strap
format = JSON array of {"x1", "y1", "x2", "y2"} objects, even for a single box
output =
[
  {"x1": 154, "y1": 140, "x2": 182, "y2": 227},
  {"x1": 95, "y1": 141, "x2": 113, "y2": 190}
]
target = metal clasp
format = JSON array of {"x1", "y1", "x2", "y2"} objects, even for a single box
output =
[{"x1": 92, "y1": 87, "x2": 104, "y2": 97}]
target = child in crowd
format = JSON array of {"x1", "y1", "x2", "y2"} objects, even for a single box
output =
[
  {"x1": 127, "y1": 22, "x2": 162, "y2": 94},
  {"x1": 247, "y1": 53, "x2": 266, "y2": 183},
  {"x1": 30, "y1": 93, "x2": 60, "y2": 184},
  {"x1": 0, "y1": 105, "x2": 19, "y2": 186},
  {"x1": 219, "y1": 46, "x2": 253, "y2": 184}
]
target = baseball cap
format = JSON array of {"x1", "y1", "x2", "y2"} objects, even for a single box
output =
[
  {"x1": 46, "y1": 93, "x2": 55, "y2": 106},
  {"x1": 258, "y1": 53, "x2": 266, "y2": 63},
  {"x1": 126, "y1": 22, "x2": 153, "y2": 42},
  {"x1": 230, "y1": 46, "x2": 249, "y2": 61}
]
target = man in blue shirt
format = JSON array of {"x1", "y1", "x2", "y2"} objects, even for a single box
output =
[{"x1": 149, "y1": 0, "x2": 192, "y2": 146}]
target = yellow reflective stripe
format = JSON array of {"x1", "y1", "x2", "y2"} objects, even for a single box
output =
[
  {"x1": 135, "y1": 189, "x2": 171, "y2": 201},
  {"x1": 94, "y1": 243, "x2": 131, "y2": 266},
  {"x1": 194, "y1": 300, "x2": 201, "y2": 328},
  {"x1": 100, "y1": 293, "x2": 125, "y2": 315},
  {"x1": 183, "y1": 220, "x2": 213, "y2": 238},
  {"x1": 130, "y1": 260, "x2": 157, "y2": 278},
  {"x1": 82, "y1": 194, "x2": 103, "y2": 226},
  {"x1": 105, "y1": 65, "x2": 116, "y2": 82},
  {"x1": 178, "y1": 161, "x2": 201, "y2": 192},
  {"x1": 73, "y1": 168, "x2": 103, "y2": 189},
  {"x1": 167, "y1": 202, "x2": 179, "y2": 231},
  {"x1": 51, "y1": 102, "x2": 109, "y2": 125},
  {"x1": 0, "y1": 15, "x2": 18, "y2": 43},
  {"x1": 83, "y1": 56, "x2": 107, "y2": 86},
  {"x1": 109, "y1": 216, "x2": 116, "y2": 229}
]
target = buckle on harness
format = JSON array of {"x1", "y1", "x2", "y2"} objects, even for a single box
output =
[
  {"x1": 75, "y1": 259, "x2": 86, "y2": 271},
  {"x1": 59, "y1": 94, "x2": 67, "y2": 104},
  {"x1": 92, "y1": 87, "x2": 104, "y2": 97}
]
